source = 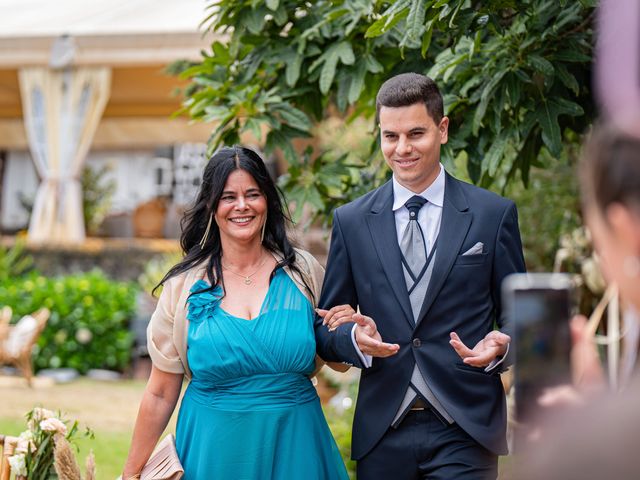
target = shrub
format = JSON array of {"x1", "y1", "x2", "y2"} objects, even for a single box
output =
[
  {"x1": 0, "y1": 237, "x2": 33, "y2": 282},
  {"x1": 0, "y1": 270, "x2": 138, "y2": 374},
  {"x1": 138, "y1": 252, "x2": 183, "y2": 296},
  {"x1": 324, "y1": 403, "x2": 356, "y2": 479}
]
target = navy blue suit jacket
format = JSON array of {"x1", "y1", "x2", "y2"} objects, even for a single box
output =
[{"x1": 315, "y1": 173, "x2": 525, "y2": 459}]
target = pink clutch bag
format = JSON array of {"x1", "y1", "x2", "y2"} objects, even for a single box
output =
[{"x1": 140, "y1": 434, "x2": 184, "y2": 480}]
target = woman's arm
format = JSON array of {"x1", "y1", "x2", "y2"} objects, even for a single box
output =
[{"x1": 122, "y1": 366, "x2": 184, "y2": 479}]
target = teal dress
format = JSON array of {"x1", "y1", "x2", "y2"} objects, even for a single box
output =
[{"x1": 175, "y1": 268, "x2": 349, "y2": 479}]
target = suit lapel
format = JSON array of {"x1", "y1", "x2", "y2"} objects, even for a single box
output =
[
  {"x1": 417, "y1": 174, "x2": 471, "y2": 325},
  {"x1": 365, "y1": 182, "x2": 415, "y2": 329}
]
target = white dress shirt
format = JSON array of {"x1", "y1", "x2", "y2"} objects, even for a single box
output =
[
  {"x1": 391, "y1": 165, "x2": 445, "y2": 254},
  {"x1": 350, "y1": 166, "x2": 445, "y2": 367}
]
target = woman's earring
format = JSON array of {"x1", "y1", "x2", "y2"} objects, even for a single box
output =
[
  {"x1": 199, "y1": 214, "x2": 213, "y2": 250},
  {"x1": 261, "y1": 213, "x2": 267, "y2": 243},
  {"x1": 623, "y1": 256, "x2": 640, "y2": 278}
]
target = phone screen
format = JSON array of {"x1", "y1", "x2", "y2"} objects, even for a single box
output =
[{"x1": 514, "y1": 287, "x2": 572, "y2": 424}]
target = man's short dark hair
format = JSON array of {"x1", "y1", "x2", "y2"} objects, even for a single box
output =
[{"x1": 375, "y1": 73, "x2": 444, "y2": 124}]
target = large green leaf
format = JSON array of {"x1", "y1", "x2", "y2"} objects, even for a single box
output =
[
  {"x1": 484, "y1": 129, "x2": 510, "y2": 177},
  {"x1": 401, "y1": 0, "x2": 428, "y2": 47},
  {"x1": 348, "y1": 61, "x2": 368, "y2": 104},
  {"x1": 365, "y1": 0, "x2": 411, "y2": 38},
  {"x1": 286, "y1": 52, "x2": 303, "y2": 87},
  {"x1": 555, "y1": 64, "x2": 579, "y2": 96},
  {"x1": 336, "y1": 42, "x2": 355, "y2": 65},
  {"x1": 535, "y1": 97, "x2": 583, "y2": 156},
  {"x1": 472, "y1": 69, "x2": 508, "y2": 135},
  {"x1": 319, "y1": 50, "x2": 340, "y2": 94},
  {"x1": 528, "y1": 54, "x2": 554, "y2": 76},
  {"x1": 274, "y1": 104, "x2": 313, "y2": 130}
]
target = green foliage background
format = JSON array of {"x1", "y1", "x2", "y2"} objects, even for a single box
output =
[
  {"x1": 175, "y1": 0, "x2": 595, "y2": 227},
  {"x1": 0, "y1": 270, "x2": 137, "y2": 374}
]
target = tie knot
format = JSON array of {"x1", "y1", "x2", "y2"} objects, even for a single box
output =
[{"x1": 405, "y1": 195, "x2": 427, "y2": 220}]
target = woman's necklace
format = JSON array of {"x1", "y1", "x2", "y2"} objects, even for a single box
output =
[{"x1": 222, "y1": 253, "x2": 268, "y2": 285}]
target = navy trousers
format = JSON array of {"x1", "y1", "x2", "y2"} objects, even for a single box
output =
[{"x1": 356, "y1": 409, "x2": 498, "y2": 480}]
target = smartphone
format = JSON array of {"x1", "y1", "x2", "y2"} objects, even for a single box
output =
[{"x1": 502, "y1": 273, "x2": 573, "y2": 450}]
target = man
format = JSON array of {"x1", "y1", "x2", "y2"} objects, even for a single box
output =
[{"x1": 315, "y1": 72, "x2": 525, "y2": 479}]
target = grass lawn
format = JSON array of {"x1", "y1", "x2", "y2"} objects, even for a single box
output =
[
  {"x1": 0, "y1": 375, "x2": 513, "y2": 479},
  {"x1": 0, "y1": 418, "x2": 132, "y2": 479},
  {"x1": 0, "y1": 376, "x2": 177, "y2": 480}
]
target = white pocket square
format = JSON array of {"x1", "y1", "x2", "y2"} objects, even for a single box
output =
[{"x1": 462, "y1": 242, "x2": 484, "y2": 256}]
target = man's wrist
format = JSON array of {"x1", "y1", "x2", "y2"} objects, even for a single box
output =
[{"x1": 351, "y1": 324, "x2": 372, "y2": 367}]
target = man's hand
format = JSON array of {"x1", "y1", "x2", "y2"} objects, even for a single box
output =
[
  {"x1": 353, "y1": 313, "x2": 399, "y2": 358},
  {"x1": 449, "y1": 330, "x2": 510, "y2": 367}
]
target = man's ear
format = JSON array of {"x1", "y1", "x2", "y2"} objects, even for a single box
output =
[
  {"x1": 439, "y1": 116, "x2": 449, "y2": 144},
  {"x1": 606, "y1": 203, "x2": 640, "y2": 255}
]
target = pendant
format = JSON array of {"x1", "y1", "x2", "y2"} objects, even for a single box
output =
[{"x1": 244, "y1": 277, "x2": 252, "y2": 285}]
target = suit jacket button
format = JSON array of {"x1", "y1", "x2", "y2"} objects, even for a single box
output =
[{"x1": 412, "y1": 338, "x2": 421, "y2": 348}]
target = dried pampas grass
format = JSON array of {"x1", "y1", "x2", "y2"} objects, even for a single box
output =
[
  {"x1": 85, "y1": 450, "x2": 96, "y2": 480},
  {"x1": 53, "y1": 435, "x2": 82, "y2": 480}
]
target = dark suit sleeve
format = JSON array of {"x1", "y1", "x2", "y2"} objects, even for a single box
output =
[
  {"x1": 314, "y1": 209, "x2": 365, "y2": 368},
  {"x1": 491, "y1": 201, "x2": 526, "y2": 369}
]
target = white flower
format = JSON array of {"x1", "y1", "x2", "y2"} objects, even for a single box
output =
[
  {"x1": 39, "y1": 417, "x2": 68, "y2": 435},
  {"x1": 28, "y1": 407, "x2": 56, "y2": 430},
  {"x1": 75, "y1": 327, "x2": 93, "y2": 344},
  {"x1": 8, "y1": 454, "x2": 27, "y2": 476},
  {"x1": 15, "y1": 430, "x2": 35, "y2": 454},
  {"x1": 32, "y1": 407, "x2": 55, "y2": 421}
]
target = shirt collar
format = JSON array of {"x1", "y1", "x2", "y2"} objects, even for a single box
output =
[{"x1": 391, "y1": 164, "x2": 445, "y2": 211}]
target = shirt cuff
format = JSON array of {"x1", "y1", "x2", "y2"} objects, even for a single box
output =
[
  {"x1": 484, "y1": 342, "x2": 510, "y2": 372},
  {"x1": 351, "y1": 324, "x2": 372, "y2": 368}
]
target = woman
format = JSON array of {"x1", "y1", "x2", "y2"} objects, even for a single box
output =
[
  {"x1": 517, "y1": 125, "x2": 640, "y2": 479},
  {"x1": 122, "y1": 146, "x2": 351, "y2": 479},
  {"x1": 580, "y1": 127, "x2": 640, "y2": 338}
]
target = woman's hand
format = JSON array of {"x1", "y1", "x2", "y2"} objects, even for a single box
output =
[
  {"x1": 316, "y1": 304, "x2": 356, "y2": 331},
  {"x1": 534, "y1": 315, "x2": 606, "y2": 411},
  {"x1": 570, "y1": 314, "x2": 605, "y2": 392}
]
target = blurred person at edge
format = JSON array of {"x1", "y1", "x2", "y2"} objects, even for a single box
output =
[
  {"x1": 122, "y1": 146, "x2": 352, "y2": 479},
  {"x1": 518, "y1": 126, "x2": 640, "y2": 480}
]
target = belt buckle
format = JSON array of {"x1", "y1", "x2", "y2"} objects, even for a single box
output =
[{"x1": 410, "y1": 398, "x2": 428, "y2": 411}]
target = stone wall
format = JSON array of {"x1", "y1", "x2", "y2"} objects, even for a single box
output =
[
  {"x1": 2, "y1": 236, "x2": 180, "y2": 281},
  {"x1": 2, "y1": 227, "x2": 331, "y2": 281}
]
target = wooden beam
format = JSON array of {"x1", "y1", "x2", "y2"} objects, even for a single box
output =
[
  {"x1": 0, "y1": 32, "x2": 220, "y2": 68},
  {"x1": 0, "y1": 117, "x2": 214, "y2": 150}
]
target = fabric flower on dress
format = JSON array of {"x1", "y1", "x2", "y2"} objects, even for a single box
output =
[{"x1": 187, "y1": 280, "x2": 222, "y2": 323}]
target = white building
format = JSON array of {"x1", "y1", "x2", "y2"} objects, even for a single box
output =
[{"x1": 0, "y1": 0, "x2": 218, "y2": 240}]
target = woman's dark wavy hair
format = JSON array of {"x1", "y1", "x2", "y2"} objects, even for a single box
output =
[{"x1": 154, "y1": 145, "x2": 310, "y2": 298}]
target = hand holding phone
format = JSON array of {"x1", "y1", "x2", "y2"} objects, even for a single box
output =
[{"x1": 502, "y1": 273, "x2": 573, "y2": 451}]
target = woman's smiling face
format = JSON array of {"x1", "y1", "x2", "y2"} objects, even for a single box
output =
[{"x1": 215, "y1": 169, "x2": 267, "y2": 246}]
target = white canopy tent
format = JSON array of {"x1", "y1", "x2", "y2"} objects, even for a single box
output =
[
  {"x1": 0, "y1": 0, "x2": 216, "y2": 244},
  {"x1": 0, "y1": 0, "x2": 209, "y2": 37}
]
